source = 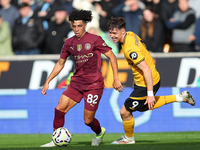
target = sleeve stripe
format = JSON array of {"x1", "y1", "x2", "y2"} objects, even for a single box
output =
[{"x1": 135, "y1": 58, "x2": 145, "y2": 65}]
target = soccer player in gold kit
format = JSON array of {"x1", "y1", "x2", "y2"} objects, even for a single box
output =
[{"x1": 108, "y1": 17, "x2": 196, "y2": 144}]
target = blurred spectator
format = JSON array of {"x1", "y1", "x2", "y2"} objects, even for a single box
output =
[
  {"x1": 72, "y1": 0, "x2": 100, "y2": 30},
  {"x1": 12, "y1": 3, "x2": 45, "y2": 55},
  {"x1": 35, "y1": 0, "x2": 45, "y2": 6},
  {"x1": 63, "y1": 0, "x2": 74, "y2": 14},
  {"x1": 10, "y1": 0, "x2": 19, "y2": 8},
  {"x1": 140, "y1": 6, "x2": 165, "y2": 52},
  {"x1": 166, "y1": 0, "x2": 196, "y2": 52},
  {"x1": 141, "y1": 0, "x2": 161, "y2": 16},
  {"x1": 160, "y1": 0, "x2": 178, "y2": 47},
  {"x1": 112, "y1": 0, "x2": 143, "y2": 35},
  {"x1": 0, "y1": 0, "x2": 20, "y2": 32},
  {"x1": 95, "y1": 0, "x2": 119, "y2": 51},
  {"x1": 16, "y1": 0, "x2": 39, "y2": 11},
  {"x1": 35, "y1": 0, "x2": 61, "y2": 30},
  {"x1": 43, "y1": 6, "x2": 71, "y2": 54},
  {"x1": 88, "y1": 27, "x2": 119, "y2": 55},
  {"x1": 95, "y1": 0, "x2": 119, "y2": 32},
  {"x1": 189, "y1": 17, "x2": 200, "y2": 52},
  {"x1": 160, "y1": 0, "x2": 179, "y2": 25},
  {"x1": 0, "y1": 14, "x2": 14, "y2": 56}
]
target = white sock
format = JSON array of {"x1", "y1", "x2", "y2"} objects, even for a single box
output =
[
  {"x1": 125, "y1": 135, "x2": 134, "y2": 141},
  {"x1": 96, "y1": 130, "x2": 102, "y2": 136},
  {"x1": 176, "y1": 94, "x2": 184, "y2": 102}
]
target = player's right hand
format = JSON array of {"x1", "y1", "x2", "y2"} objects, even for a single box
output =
[
  {"x1": 42, "y1": 83, "x2": 49, "y2": 96},
  {"x1": 144, "y1": 96, "x2": 156, "y2": 110},
  {"x1": 113, "y1": 78, "x2": 124, "y2": 92}
]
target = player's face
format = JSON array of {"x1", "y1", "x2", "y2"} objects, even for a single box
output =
[
  {"x1": 71, "y1": 20, "x2": 86, "y2": 39},
  {"x1": 109, "y1": 28, "x2": 125, "y2": 43}
]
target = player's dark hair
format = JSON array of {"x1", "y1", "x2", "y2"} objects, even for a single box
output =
[
  {"x1": 107, "y1": 17, "x2": 126, "y2": 30},
  {"x1": 69, "y1": 9, "x2": 92, "y2": 23}
]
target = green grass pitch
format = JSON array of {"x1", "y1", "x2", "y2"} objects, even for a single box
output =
[{"x1": 0, "y1": 132, "x2": 200, "y2": 150}]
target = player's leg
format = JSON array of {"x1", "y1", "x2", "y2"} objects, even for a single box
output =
[
  {"x1": 84, "y1": 109, "x2": 106, "y2": 146},
  {"x1": 84, "y1": 109, "x2": 100, "y2": 133},
  {"x1": 153, "y1": 91, "x2": 195, "y2": 109},
  {"x1": 83, "y1": 88, "x2": 106, "y2": 146},
  {"x1": 111, "y1": 83, "x2": 155, "y2": 144},
  {"x1": 54, "y1": 94, "x2": 78, "y2": 129},
  {"x1": 40, "y1": 95, "x2": 78, "y2": 147},
  {"x1": 111, "y1": 105, "x2": 135, "y2": 144},
  {"x1": 40, "y1": 85, "x2": 82, "y2": 147}
]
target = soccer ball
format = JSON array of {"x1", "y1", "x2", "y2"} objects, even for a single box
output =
[{"x1": 52, "y1": 127, "x2": 72, "y2": 146}]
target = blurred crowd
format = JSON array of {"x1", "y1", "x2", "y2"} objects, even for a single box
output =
[{"x1": 0, "y1": 0, "x2": 200, "y2": 56}]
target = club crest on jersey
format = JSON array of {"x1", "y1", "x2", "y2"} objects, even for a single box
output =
[
  {"x1": 102, "y1": 42, "x2": 107, "y2": 46},
  {"x1": 85, "y1": 43, "x2": 91, "y2": 50},
  {"x1": 27, "y1": 19, "x2": 34, "y2": 27},
  {"x1": 130, "y1": 52, "x2": 138, "y2": 60},
  {"x1": 77, "y1": 44, "x2": 82, "y2": 51}
]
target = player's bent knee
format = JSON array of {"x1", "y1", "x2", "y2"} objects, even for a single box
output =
[
  {"x1": 120, "y1": 107, "x2": 131, "y2": 120},
  {"x1": 55, "y1": 104, "x2": 66, "y2": 112},
  {"x1": 120, "y1": 109, "x2": 126, "y2": 118}
]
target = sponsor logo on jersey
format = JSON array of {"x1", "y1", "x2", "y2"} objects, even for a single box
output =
[
  {"x1": 70, "y1": 46, "x2": 74, "y2": 50},
  {"x1": 129, "y1": 52, "x2": 138, "y2": 60},
  {"x1": 73, "y1": 53, "x2": 94, "y2": 63},
  {"x1": 85, "y1": 43, "x2": 91, "y2": 50},
  {"x1": 73, "y1": 53, "x2": 94, "y2": 60},
  {"x1": 77, "y1": 44, "x2": 82, "y2": 51}
]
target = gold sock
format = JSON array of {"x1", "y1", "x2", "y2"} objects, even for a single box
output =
[
  {"x1": 123, "y1": 117, "x2": 135, "y2": 137},
  {"x1": 154, "y1": 95, "x2": 176, "y2": 109}
]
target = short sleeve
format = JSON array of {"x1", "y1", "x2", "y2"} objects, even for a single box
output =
[
  {"x1": 96, "y1": 36, "x2": 111, "y2": 54},
  {"x1": 124, "y1": 44, "x2": 145, "y2": 65},
  {"x1": 60, "y1": 42, "x2": 70, "y2": 59}
]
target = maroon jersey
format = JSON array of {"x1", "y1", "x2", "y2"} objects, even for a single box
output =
[{"x1": 60, "y1": 32, "x2": 111, "y2": 90}]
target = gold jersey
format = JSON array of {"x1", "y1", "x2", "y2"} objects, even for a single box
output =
[{"x1": 121, "y1": 31, "x2": 160, "y2": 87}]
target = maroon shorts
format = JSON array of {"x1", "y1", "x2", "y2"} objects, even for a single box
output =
[{"x1": 62, "y1": 84, "x2": 103, "y2": 111}]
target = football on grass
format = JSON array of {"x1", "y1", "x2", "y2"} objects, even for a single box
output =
[{"x1": 52, "y1": 127, "x2": 72, "y2": 146}]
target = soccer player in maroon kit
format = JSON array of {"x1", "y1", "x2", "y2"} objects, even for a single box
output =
[{"x1": 40, "y1": 10, "x2": 124, "y2": 147}]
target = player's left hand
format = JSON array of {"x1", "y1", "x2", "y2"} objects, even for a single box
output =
[
  {"x1": 144, "y1": 96, "x2": 156, "y2": 110},
  {"x1": 113, "y1": 78, "x2": 124, "y2": 92}
]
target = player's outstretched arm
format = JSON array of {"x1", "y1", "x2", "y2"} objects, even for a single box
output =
[
  {"x1": 42, "y1": 58, "x2": 67, "y2": 95},
  {"x1": 104, "y1": 50, "x2": 124, "y2": 92}
]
